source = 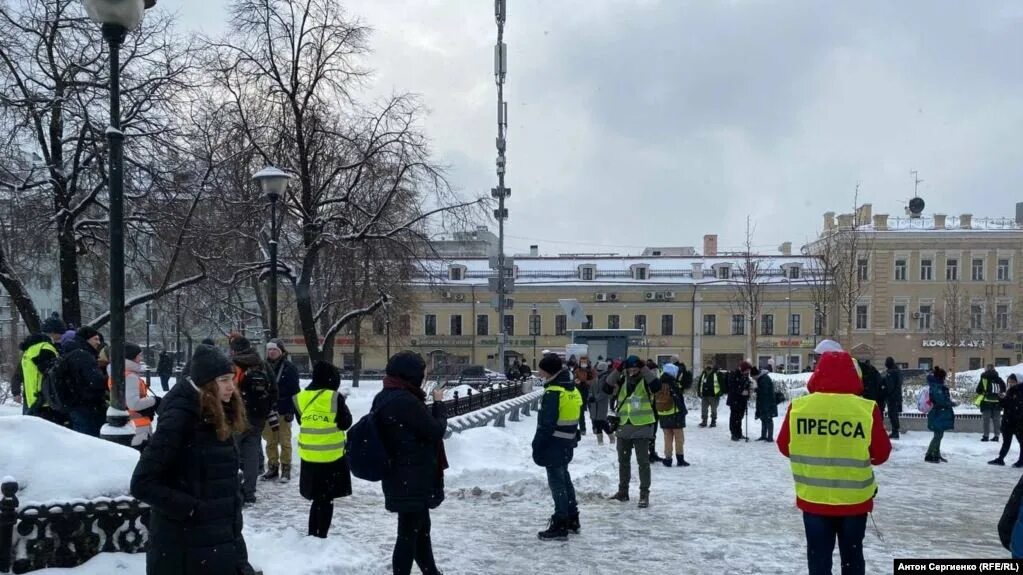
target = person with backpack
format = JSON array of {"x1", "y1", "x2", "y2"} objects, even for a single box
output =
[
  {"x1": 654, "y1": 363, "x2": 690, "y2": 467},
  {"x1": 883, "y1": 357, "x2": 903, "y2": 439},
  {"x1": 977, "y1": 364, "x2": 1007, "y2": 442},
  {"x1": 295, "y1": 361, "x2": 352, "y2": 538},
  {"x1": 533, "y1": 353, "x2": 583, "y2": 541},
  {"x1": 589, "y1": 361, "x2": 615, "y2": 445},
  {"x1": 108, "y1": 343, "x2": 159, "y2": 449},
  {"x1": 696, "y1": 363, "x2": 725, "y2": 428},
  {"x1": 61, "y1": 326, "x2": 110, "y2": 437},
  {"x1": 753, "y1": 366, "x2": 778, "y2": 442},
  {"x1": 573, "y1": 355, "x2": 596, "y2": 436},
  {"x1": 130, "y1": 345, "x2": 256, "y2": 575},
  {"x1": 373, "y1": 351, "x2": 447, "y2": 575},
  {"x1": 229, "y1": 335, "x2": 278, "y2": 505},
  {"x1": 262, "y1": 339, "x2": 301, "y2": 483},
  {"x1": 990, "y1": 374, "x2": 1023, "y2": 467},
  {"x1": 15, "y1": 314, "x2": 66, "y2": 422},
  {"x1": 925, "y1": 366, "x2": 955, "y2": 463}
]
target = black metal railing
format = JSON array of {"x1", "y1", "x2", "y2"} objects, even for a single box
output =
[
  {"x1": 0, "y1": 480, "x2": 150, "y2": 574},
  {"x1": 439, "y1": 381, "x2": 524, "y2": 416}
]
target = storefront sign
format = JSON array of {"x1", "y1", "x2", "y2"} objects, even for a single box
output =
[
  {"x1": 759, "y1": 337, "x2": 814, "y2": 349},
  {"x1": 410, "y1": 336, "x2": 475, "y2": 347},
  {"x1": 478, "y1": 337, "x2": 537, "y2": 347},
  {"x1": 282, "y1": 336, "x2": 354, "y2": 346},
  {"x1": 921, "y1": 339, "x2": 986, "y2": 349}
]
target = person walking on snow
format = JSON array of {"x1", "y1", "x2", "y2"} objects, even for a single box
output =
[
  {"x1": 156, "y1": 350, "x2": 174, "y2": 392},
  {"x1": 696, "y1": 363, "x2": 725, "y2": 428},
  {"x1": 883, "y1": 357, "x2": 903, "y2": 439},
  {"x1": 653, "y1": 363, "x2": 690, "y2": 467},
  {"x1": 605, "y1": 355, "x2": 661, "y2": 508},
  {"x1": 925, "y1": 366, "x2": 955, "y2": 463},
  {"x1": 778, "y1": 350, "x2": 892, "y2": 575},
  {"x1": 990, "y1": 374, "x2": 1023, "y2": 467},
  {"x1": 727, "y1": 362, "x2": 753, "y2": 441},
  {"x1": 589, "y1": 361, "x2": 615, "y2": 445},
  {"x1": 296, "y1": 361, "x2": 353, "y2": 538},
  {"x1": 262, "y1": 338, "x2": 301, "y2": 482},
  {"x1": 533, "y1": 353, "x2": 583, "y2": 541},
  {"x1": 573, "y1": 355, "x2": 596, "y2": 436},
  {"x1": 753, "y1": 366, "x2": 778, "y2": 442},
  {"x1": 977, "y1": 364, "x2": 1007, "y2": 442},
  {"x1": 229, "y1": 335, "x2": 278, "y2": 504}
]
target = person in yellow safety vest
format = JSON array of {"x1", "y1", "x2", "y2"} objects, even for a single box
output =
[
  {"x1": 294, "y1": 361, "x2": 353, "y2": 538},
  {"x1": 653, "y1": 363, "x2": 691, "y2": 467},
  {"x1": 696, "y1": 363, "x2": 725, "y2": 428},
  {"x1": 533, "y1": 353, "x2": 583, "y2": 542},
  {"x1": 14, "y1": 315, "x2": 67, "y2": 421},
  {"x1": 604, "y1": 355, "x2": 662, "y2": 508},
  {"x1": 106, "y1": 343, "x2": 159, "y2": 449},
  {"x1": 778, "y1": 350, "x2": 892, "y2": 575}
]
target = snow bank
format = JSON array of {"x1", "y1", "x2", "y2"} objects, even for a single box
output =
[
  {"x1": 0, "y1": 416, "x2": 139, "y2": 505},
  {"x1": 245, "y1": 527, "x2": 378, "y2": 574},
  {"x1": 31, "y1": 553, "x2": 143, "y2": 574},
  {"x1": 954, "y1": 363, "x2": 1023, "y2": 384}
]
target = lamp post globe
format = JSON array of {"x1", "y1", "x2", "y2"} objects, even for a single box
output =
[
  {"x1": 83, "y1": 0, "x2": 151, "y2": 30},
  {"x1": 253, "y1": 166, "x2": 291, "y2": 339},
  {"x1": 253, "y1": 166, "x2": 291, "y2": 203}
]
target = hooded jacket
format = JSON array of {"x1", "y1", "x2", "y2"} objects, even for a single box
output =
[
  {"x1": 532, "y1": 369, "x2": 580, "y2": 467},
  {"x1": 777, "y1": 351, "x2": 892, "y2": 517}
]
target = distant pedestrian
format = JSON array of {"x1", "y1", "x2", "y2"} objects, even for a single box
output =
[
  {"x1": 883, "y1": 357, "x2": 903, "y2": 439},
  {"x1": 990, "y1": 374, "x2": 1023, "y2": 467},
  {"x1": 977, "y1": 364, "x2": 1007, "y2": 442},
  {"x1": 589, "y1": 361, "x2": 615, "y2": 445},
  {"x1": 229, "y1": 334, "x2": 278, "y2": 504},
  {"x1": 533, "y1": 353, "x2": 582, "y2": 541},
  {"x1": 753, "y1": 366, "x2": 778, "y2": 442},
  {"x1": 262, "y1": 338, "x2": 301, "y2": 483},
  {"x1": 605, "y1": 355, "x2": 661, "y2": 508},
  {"x1": 653, "y1": 363, "x2": 689, "y2": 467},
  {"x1": 296, "y1": 361, "x2": 353, "y2": 538},
  {"x1": 156, "y1": 350, "x2": 173, "y2": 392},
  {"x1": 130, "y1": 344, "x2": 256, "y2": 575},
  {"x1": 573, "y1": 355, "x2": 595, "y2": 436},
  {"x1": 925, "y1": 366, "x2": 955, "y2": 463},
  {"x1": 727, "y1": 362, "x2": 753, "y2": 441},
  {"x1": 373, "y1": 351, "x2": 448, "y2": 575},
  {"x1": 696, "y1": 363, "x2": 725, "y2": 428}
]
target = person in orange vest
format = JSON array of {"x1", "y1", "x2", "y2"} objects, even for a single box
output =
[
  {"x1": 107, "y1": 343, "x2": 159, "y2": 449},
  {"x1": 778, "y1": 350, "x2": 891, "y2": 575}
]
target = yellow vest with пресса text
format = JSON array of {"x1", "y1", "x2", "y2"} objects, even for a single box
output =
[{"x1": 295, "y1": 389, "x2": 347, "y2": 463}]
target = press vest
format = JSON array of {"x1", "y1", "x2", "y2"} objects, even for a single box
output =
[
  {"x1": 20, "y1": 341, "x2": 57, "y2": 408},
  {"x1": 788, "y1": 393, "x2": 877, "y2": 506},
  {"x1": 107, "y1": 374, "x2": 151, "y2": 427},
  {"x1": 295, "y1": 389, "x2": 347, "y2": 463},
  {"x1": 617, "y1": 376, "x2": 656, "y2": 426},
  {"x1": 543, "y1": 383, "x2": 583, "y2": 441}
]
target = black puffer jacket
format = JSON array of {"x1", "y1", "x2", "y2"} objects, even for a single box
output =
[
  {"x1": 130, "y1": 381, "x2": 254, "y2": 575},
  {"x1": 373, "y1": 380, "x2": 448, "y2": 513},
  {"x1": 232, "y1": 349, "x2": 277, "y2": 426},
  {"x1": 1002, "y1": 385, "x2": 1023, "y2": 433},
  {"x1": 61, "y1": 336, "x2": 108, "y2": 409}
]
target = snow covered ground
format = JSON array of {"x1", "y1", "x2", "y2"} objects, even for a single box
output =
[{"x1": 4, "y1": 384, "x2": 1019, "y2": 574}]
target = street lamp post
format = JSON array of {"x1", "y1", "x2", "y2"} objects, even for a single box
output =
[
  {"x1": 786, "y1": 278, "x2": 793, "y2": 374},
  {"x1": 145, "y1": 302, "x2": 151, "y2": 386},
  {"x1": 384, "y1": 300, "x2": 392, "y2": 360},
  {"x1": 85, "y1": 0, "x2": 154, "y2": 446},
  {"x1": 253, "y1": 167, "x2": 292, "y2": 340},
  {"x1": 530, "y1": 304, "x2": 538, "y2": 368},
  {"x1": 175, "y1": 291, "x2": 181, "y2": 385}
]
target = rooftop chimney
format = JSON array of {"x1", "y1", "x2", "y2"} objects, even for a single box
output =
[
  {"x1": 692, "y1": 262, "x2": 704, "y2": 279},
  {"x1": 960, "y1": 214, "x2": 973, "y2": 229},
  {"x1": 703, "y1": 234, "x2": 718, "y2": 257},
  {"x1": 933, "y1": 214, "x2": 946, "y2": 230},
  {"x1": 857, "y1": 204, "x2": 873, "y2": 226},
  {"x1": 529, "y1": 244, "x2": 538, "y2": 257},
  {"x1": 836, "y1": 213, "x2": 854, "y2": 229},
  {"x1": 778, "y1": 242, "x2": 792, "y2": 256},
  {"x1": 823, "y1": 212, "x2": 836, "y2": 231},
  {"x1": 1017, "y1": 202, "x2": 1023, "y2": 227},
  {"x1": 873, "y1": 214, "x2": 888, "y2": 231}
]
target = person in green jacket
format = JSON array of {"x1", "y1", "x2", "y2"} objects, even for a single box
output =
[{"x1": 15, "y1": 314, "x2": 68, "y2": 423}]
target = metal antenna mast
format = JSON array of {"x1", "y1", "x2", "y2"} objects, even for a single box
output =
[
  {"x1": 492, "y1": 0, "x2": 511, "y2": 370},
  {"x1": 911, "y1": 170, "x2": 923, "y2": 196}
]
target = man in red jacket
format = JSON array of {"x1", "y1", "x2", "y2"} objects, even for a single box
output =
[{"x1": 778, "y1": 350, "x2": 892, "y2": 575}]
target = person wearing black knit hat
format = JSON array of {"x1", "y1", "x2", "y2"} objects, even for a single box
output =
[
  {"x1": 228, "y1": 333, "x2": 278, "y2": 504},
  {"x1": 61, "y1": 325, "x2": 108, "y2": 437},
  {"x1": 15, "y1": 313, "x2": 68, "y2": 419},
  {"x1": 533, "y1": 353, "x2": 583, "y2": 541},
  {"x1": 604, "y1": 355, "x2": 662, "y2": 508},
  {"x1": 373, "y1": 351, "x2": 448, "y2": 575}
]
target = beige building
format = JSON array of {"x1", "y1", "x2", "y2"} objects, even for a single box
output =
[{"x1": 811, "y1": 203, "x2": 1023, "y2": 372}]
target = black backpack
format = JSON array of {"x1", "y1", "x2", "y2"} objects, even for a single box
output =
[
  {"x1": 240, "y1": 365, "x2": 275, "y2": 420},
  {"x1": 347, "y1": 394, "x2": 400, "y2": 482},
  {"x1": 39, "y1": 355, "x2": 76, "y2": 413}
]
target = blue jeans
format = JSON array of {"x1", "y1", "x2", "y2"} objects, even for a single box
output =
[
  {"x1": 68, "y1": 406, "x2": 105, "y2": 437},
  {"x1": 802, "y1": 512, "x2": 867, "y2": 575},
  {"x1": 545, "y1": 465, "x2": 578, "y2": 521}
]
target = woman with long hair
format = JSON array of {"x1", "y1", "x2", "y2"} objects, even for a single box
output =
[{"x1": 131, "y1": 345, "x2": 256, "y2": 575}]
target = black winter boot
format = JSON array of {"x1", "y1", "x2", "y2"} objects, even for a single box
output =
[
  {"x1": 608, "y1": 491, "x2": 630, "y2": 502},
  {"x1": 661, "y1": 457, "x2": 673, "y2": 467},
  {"x1": 261, "y1": 464, "x2": 279, "y2": 481},
  {"x1": 1013, "y1": 460, "x2": 1023, "y2": 469},
  {"x1": 638, "y1": 493, "x2": 649, "y2": 509},
  {"x1": 649, "y1": 450, "x2": 663, "y2": 463},
  {"x1": 989, "y1": 458, "x2": 1006, "y2": 466},
  {"x1": 280, "y1": 464, "x2": 292, "y2": 483},
  {"x1": 676, "y1": 454, "x2": 691, "y2": 467},
  {"x1": 566, "y1": 513, "x2": 580, "y2": 535},
  {"x1": 538, "y1": 517, "x2": 569, "y2": 541},
  {"x1": 710, "y1": 420, "x2": 717, "y2": 428},
  {"x1": 699, "y1": 421, "x2": 707, "y2": 428},
  {"x1": 889, "y1": 431, "x2": 900, "y2": 440}
]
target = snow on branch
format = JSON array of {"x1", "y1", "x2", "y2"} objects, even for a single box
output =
[{"x1": 321, "y1": 294, "x2": 390, "y2": 345}]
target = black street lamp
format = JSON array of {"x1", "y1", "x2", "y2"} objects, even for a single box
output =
[
  {"x1": 84, "y1": 0, "x2": 154, "y2": 446},
  {"x1": 174, "y1": 291, "x2": 181, "y2": 387},
  {"x1": 253, "y1": 166, "x2": 291, "y2": 339},
  {"x1": 145, "y1": 302, "x2": 151, "y2": 386}
]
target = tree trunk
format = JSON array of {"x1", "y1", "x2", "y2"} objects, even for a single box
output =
[
  {"x1": 295, "y1": 275, "x2": 322, "y2": 363},
  {"x1": 0, "y1": 245, "x2": 41, "y2": 334},
  {"x1": 57, "y1": 222, "x2": 82, "y2": 327}
]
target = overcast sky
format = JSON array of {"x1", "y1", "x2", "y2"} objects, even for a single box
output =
[{"x1": 168, "y1": 0, "x2": 1023, "y2": 256}]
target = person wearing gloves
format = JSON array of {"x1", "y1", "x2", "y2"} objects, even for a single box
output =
[
  {"x1": 605, "y1": 355, "x2": 661, "y2": 508},
  {"x1": 990, "y1": 374, "x2": 1023, "y2": 467},
  {"x1": 262, "y1": 339, "x2": 302, "y2": 482},
  {"x1": 296, "y1": 361, "x2": 353, "y2": 538},
  {"x1": 977, "y1": 364, "x2": 1007, "y2": 442},
  {"x1": 130, "y1": 345, "x2": 256, "y2": 575},
  {"x1": 228, "y1": 335, "x2": 278, "y2": 505},
  {"x1": 107, "y1": 343, "x2": 159, "y2": 449},
  {"x1": 533, "y1": 353, "x2": 583, "y2": 541},
  {"x1": 589, "y1": 361, "x2": 615, "y2": 445},
  {"x1": 653, "y1": 363, "x2": 690, "y2": 467}
]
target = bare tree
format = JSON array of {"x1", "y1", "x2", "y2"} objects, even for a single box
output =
[
  {"x1": 728, "y1": 216, "x2": 765, "y2": 362},
  {"x1": 932, "y1": 279, "x2": 972, "y2": 373},
  {"x1": 802, "y1": 229, "x2": 839, "y2": 341},
  {"x1": 977, "y1": 285, "x2": 1020, "y2": 366}
]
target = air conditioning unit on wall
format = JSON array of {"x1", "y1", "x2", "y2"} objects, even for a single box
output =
[
  {"x1": 595, "y1": 293, "x2": 607, "y2": 302},
  {"x1": 454, "y1": 293, "x2": 465, "y2": 302},
  {"x1": 644, "y1": 292, "x2": 657, "y2": 301},
  {"x1": 608, "y1": 293, "x2": 619, "y2": 301},
  {"x1": 663, "y1": 291, "x2": 676, "y2": 300}
]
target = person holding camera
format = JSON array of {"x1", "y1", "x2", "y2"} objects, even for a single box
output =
[{"x1": 605, "y1": 355, "x2": 661, "y2": 508}]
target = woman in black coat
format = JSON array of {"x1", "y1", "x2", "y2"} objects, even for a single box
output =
[
  {"x1": 296, "y1": 361, "x2": 353, "y2": 538},
  {"x1": 991, "y1": 374, "x2": 1023, "y2": 467},
  {"x1": 373, "y1": 351, "x2": 447, "y2": 575},
  {"x1": 753, "y1": 367, "x2": 778, "y2": 442},
  {"x1": 130, "y1": 345, "x2": 255, "y2": 575}
]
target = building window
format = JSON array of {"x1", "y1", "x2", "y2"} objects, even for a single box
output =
[
  {"x1": 633, "y1": 266, "x2": 648, "y2": 280},
  {"x1": 998, "y1": 259, "x2": 1011, "y2": 281},
  {"x1": 789, "y1": 313, "x2": 801, "y2": 336},
  {"x1": 732, "y1": 314, "x2": 746, "y2": 336},
  {"x1": 894, "y1": 259, "x2": 907, "y2": 281},
  {"x1": 856, "y1": 259, "x2": 869, "y2": 282},
  {"x1": 503, "y1": 314, "x2": 515, "y2": 336},
  {"x1": 580, "y1": 266, "x2": 595, "y2": 281},
  {"x1": 814, "y1": 313, "x2": 823, "y2": 336},
  {"x1": 717, "y1": 266, "x2": 730, "y2": 280},
  {"x1": 970, "y1": 305, "x2": 983, "y2": 330},
  {"x1": 607, "y1": 314, "x2": 620, "y2": 329},
  {"x1": 918, "y1": 304, "x2": 932, "y2": 331},
  {"x1": 661, "y1": 314, "x2": 674, "y2": 336},
  {"x1": 969, "y1": 357, "x2": 982, "y2": 371},
  {"x1": 634, "y1": 314, "x2": 647, "y2": 332},
  {"x1": 372, "y1": 315, "x2": 385, "y2": 335},
  {"x1": 972, "y1": 258, "x2": 985, "y2": 281},
  {"x1": 761, "y1": 314, "x2": 774, "y2": 336},
  {"x1": 787, "y1": 267, "x2": 800, "y2": 280},
  {"x1": 477, "y1": 314, "x2": 489, "y2": 336},
  {"x1": 529, "y1": 314, "x2": 541, "y2": 336},
  {"x1": 920, "y1": 259, "x2": 933, "y2": 281},
  {"x1": 945, "y1": 258, "x2": 958, "y2": 281},
  {"x1": 918, "y1": 357, "x2": 933, "y2": 370},
  {"x1": 555, "y1": 315, "x2": 567, "y2": 336},
  {"x1": 997, "y1": 357, "x2": 1012, "y2": 367},
  {"x1": 997, "y1": 304, "x2": 1010, "y2": 330},
  {"x1": 425, "y1": 314, "x2": 437, "y2": 336},
  {"x1": 893, "y1": 305, "x2": 906, "y2": 330},
  {"x1": 448, "y1": 266, "x2": 464, "y2": 281},
  {"x1": 703, "y1": 314, "x2": 716, "y2": 336},
  {"x1": 450, "y1": 314, "x2": 462, "y2": 336},
  {"x1": 855, "y1": 305, "x2": 869, "y2": 330},
  {"x1": 583, "y1": 314, "x2": 594, "y2": 330},
  {"x1": 38, "y1": 274, "x2": 53, "y2": 290},
  {"x1": 398, "y1": 315, "x2": 410, "y2": 336}
]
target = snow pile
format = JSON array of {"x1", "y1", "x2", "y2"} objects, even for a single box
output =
[
  {"x1": 31, "y1": 553, "x2": 143, "y2": 574},
  {"x1": 0, "y1": 416, "x2": 139, "y2": 505},
  {"x1": 954, "y1": 363, "x2": 1023, "y2": 384}
]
